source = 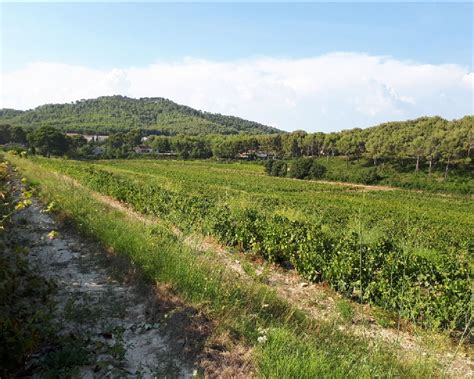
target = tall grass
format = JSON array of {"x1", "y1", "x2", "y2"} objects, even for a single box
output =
[{"x1": 9, "y1": 155, "x2": 441, "y2": 378}]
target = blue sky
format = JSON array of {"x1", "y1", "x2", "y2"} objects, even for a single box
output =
[
  {"x1": 2, "y1": 3, "x2": 473, "y2": 70},
  {"x1": 1, "y1": 2, "x2": 473, "y2": 132}
]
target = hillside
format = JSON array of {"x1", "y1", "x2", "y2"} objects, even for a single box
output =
[{"x1": 0, "y1": 96, "x2": 281, "y2": 136}]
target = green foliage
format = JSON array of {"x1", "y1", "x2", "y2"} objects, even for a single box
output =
[
  {"x1": 2, "y1": 98, "x2": 472, "y2": 193},
  {"x1": 27, "y1": 125, "x2": 69, "y2": 157},
  {"x1": 271, "y1": 160, "x2": 288, "y2": 177},
  {"x1": 267, "y1": 156, "x2": 472, "y2": 194},
  {"x1": 0, "y1": 160, "x2": 56, "y2": 376},
  {"x1": 10, "y1": 155, "x2": 441, "y2": 377},
  {"x1": 25, "y1": 157, "x2": 473, "y2": 331},
  {"x1": 286, "y1": 158, "x2": 328, "y2": 180},
  {"x1": 263, "y1": 160, "x2": 274, "y2": 174},
  {"x1": 308, "y1": 161, "x2": 326, "y2": 179},
  {"x1": 356, "y1": 167, "x2": 380, "y2": 184},
  {"x1": 288, "y1": 158, "x2": 314, "y2": 179},
  {"x1": 171, "y1": 135, "x2": 212, "y2": 159},
  {"x1": 0, "y1": 124, "x2": 27, "y2": 145},
  {"x1": 0, "y1": 95, "x2": 279, "y2": 135}
]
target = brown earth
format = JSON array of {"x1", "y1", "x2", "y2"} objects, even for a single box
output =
[{"x1": 11, "y1": 179, "x2": 254, "y2": 378}]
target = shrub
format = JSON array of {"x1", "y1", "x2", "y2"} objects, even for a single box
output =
[
  {"x1": 0, "y1": 161, "x2": 55, "y2": 375},
  {"x1": 271, "y1": 160, "x2": 288, "y2": 177},
  {"x1": 308, "y1": 161, "x2": 327, "y2": 179},
  {"x1": 263, "y1": 160, "x2": 274, "y2": 175},
  {"x1": 288, "y1": 158, "x2": 313, "y2": 179},
  {"x1": 356, "y1": 167, "x2": 381, "y2": 184}
]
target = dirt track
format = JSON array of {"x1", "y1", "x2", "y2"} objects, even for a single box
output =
[
  {"x1": 13, "y1": 198, "x2": 196, "y2": 378},
  {"x1": 10, "y1": 172, "x2": 472, "y2": 378}
]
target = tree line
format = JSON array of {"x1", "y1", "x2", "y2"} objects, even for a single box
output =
[
  {"x1": 1, "y1": 115, "x2": 472, "y2": 176},
  {"x1": 148, "y1": 115, "x2": 473, "y2": 176}
]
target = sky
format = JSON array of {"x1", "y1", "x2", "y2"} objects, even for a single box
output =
[{"x1": 1, "y1": 2, "x2": 473, "y2": 132}]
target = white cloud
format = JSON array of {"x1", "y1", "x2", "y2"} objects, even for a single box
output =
[{"x1": 1, "y1": 53, "x2": 472, "y2": 132}]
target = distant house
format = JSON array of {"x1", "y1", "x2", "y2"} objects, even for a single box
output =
[
  {"x1": 255, "y1": 151, "x2": 271, "y2": 159},
  {"x1": 85, "y1": 135, "x2": 109, "y2": 143},
  {"x1": 133, "y1": 145, "x2": 154, "y2": 154},
  {"x1": 66, "y1": 133, "x2": 109, "y2": 143},
  {"x1": 237, "y1": 150, "x2": 272, "y2": 160},
  {"x1": 156, "y1": 152, "x2": 177, "y2": 157}
]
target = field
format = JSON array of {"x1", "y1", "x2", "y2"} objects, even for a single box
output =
[
  {"x1": 300, "y1": 156, "x2": 474, "y2": 194},
  {"x1": 14, "y1": 156, "x2": 473, "y2": 332},
  {"x1": 10, "y1": 154, "x2": 463, "y2": 377}
]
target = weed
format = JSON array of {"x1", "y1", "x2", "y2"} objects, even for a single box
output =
[{"x1": 336, "y1": 299, "x2": 355, "y2": 323}]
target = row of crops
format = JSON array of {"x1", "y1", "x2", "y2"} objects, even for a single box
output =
[{"x1": 29, "y1": 157, "x2": 472, "y2": 330}]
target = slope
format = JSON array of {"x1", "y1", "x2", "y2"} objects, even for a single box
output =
[{"x1": 0, "y1": 95, "x2": 281, "y2": 136}]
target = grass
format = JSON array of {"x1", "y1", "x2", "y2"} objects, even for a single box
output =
[
  {"x1": 91, "y1": 159, "x2": 474, "y2": 250},
  {"x1": 23, "y1": 156, "x2": 471, "y2": 330},
  {"x1": 288, "y1": 156, "x2": 474, "y2": 195},
  {"x1": 7, "y1": 154, "x2": 445, "y2": 378},
  {"x1": 336, "y1": 299, "x2": 355, "y2": 324},
  {"x1": 255, "y1": 327, "x2": 396, "y2": 378}
]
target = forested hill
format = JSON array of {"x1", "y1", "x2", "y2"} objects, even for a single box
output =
[{"x1": 0, "y1": 96, "x2": 281, "y2": 135}]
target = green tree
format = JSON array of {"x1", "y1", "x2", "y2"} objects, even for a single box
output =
[
  {"x1": 439, "y1": 127, "x2": 463, "y2": 179},
  {"x1": 10, "y1": 126, "x2": 27, "y2": 144},
  {"x1": 67, "y1": 135, "x2": 87, "y2": 157},
  {"x1": 409, "y1": 136, "x2": 425, "y2": 173},
  {"x1": 283, "y1": 134, "x2": 302, "y2": 158},
  {"x1": 337, "y1": 132, "x2": 355, "y2": 166},
  {"x1": 125, "y1": 129, "x2": 142, "y2": 147},
  {"x1": 308, "y1": 161, "x2": 326, "y2": 179},
  {"x1": 271, "y1": 160, "x2": 288, "y2": 177},
  {"x1": 365, "y1": 133, "x2": 384, "y2": 165},
  {"x1": 27, "y1": 126, "x2": 69, "y2": 157},
  {"x1": 288, "y1": 158, "x2": 313, "y2": 179},
  {"x1": 149, "y1": 136, "x2": 172, "y2": 153},
  {"x1": 0, "y1": 125, "x2": 12, "y2": 144}
]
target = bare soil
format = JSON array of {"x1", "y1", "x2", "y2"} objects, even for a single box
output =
[
  {"x1": 311, "y1": 179, "x2": 396, "y2": 191},
  {"x1": 12, "y1": 192, "x2": 253, "y2": 378}
]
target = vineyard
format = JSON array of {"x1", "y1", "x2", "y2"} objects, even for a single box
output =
[{"x1": 16, "y1": 156, "x2": 473, "y2": 332}]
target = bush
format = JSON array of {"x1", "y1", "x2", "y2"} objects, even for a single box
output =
[
  {"x1": 271, "y1": 161, "x2": 288, "y2": 177},
  {"x1": 356, "y1": 167, "x2": 381, "y2": 184},
  {"x1": 266, "y1": 159, "x2": 326, "y2": 180},
  {"x1": 288, "y1": 158, "x2": 313, "y2": 179},
  {"x1": 308, "y1": 161, "x2": 327, "y2": 179},
  {"x1": 263, "y1": 160, "x2": 274, "y2": 175}
]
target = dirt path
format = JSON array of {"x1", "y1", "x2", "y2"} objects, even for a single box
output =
[
  {"x1": 20, "y1": 171, "x2": 472, "y2": 377},
  {"x1": 312, "y1": 179, "x2": 395, "y2": 191},
  {"x1": 13, "y1": 198, "x2": 196, "y2": 378},
  {"x1": 184, "y1": 234, "x2": 473, "y2": 378}
]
